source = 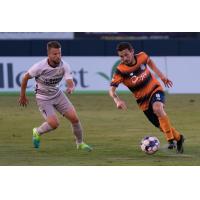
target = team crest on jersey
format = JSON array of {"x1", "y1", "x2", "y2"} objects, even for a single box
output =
[
  {"x1": 57, "y1": 68, "x2": 64, "y2": 76},
  {"x1": 140, "y1": 64, "x2": 146, "y2": 70}
]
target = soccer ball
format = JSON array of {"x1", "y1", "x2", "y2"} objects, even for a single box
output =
[{"x1": 140, "y1": 136, "x2": 160, "y2": 155}]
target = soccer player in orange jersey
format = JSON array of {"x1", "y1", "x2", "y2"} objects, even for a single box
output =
[{"x1": 109, "y1": 42, "x2": 184, "y2": 153}]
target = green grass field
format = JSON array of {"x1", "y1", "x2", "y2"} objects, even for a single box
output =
[{"x1": 0, "y1": 92, "x2": 200, "y2": 166}]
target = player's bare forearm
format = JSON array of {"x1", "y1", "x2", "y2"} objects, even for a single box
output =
[
  {"x1": 147, "y1": 58, "x2": 165, "y2": 80},
  {"x1": 109, "y1": 87, "x2": 119, "y2": 102},
  {"x1": 147, "y1": 58, "x2": 173, "y2": 88},
  {"x1": 66, "y1": 79, "x2": 75, "y2": 94},
  {"x1": 109, "y1": 87, "x2": 127, "y2": 110},
  {"x1": 20, "y1": 79, "x2": 28, "y2": 97},
  {"x1": 20, "y1": 73, "x2": 31, "y2": 97},
  {"x1": 19, "y1": 73, "x2": 31, "y2": 106}
]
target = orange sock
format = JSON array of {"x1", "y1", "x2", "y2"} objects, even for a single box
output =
[
  {"x1": 171, "y1": 127, "x2": 181, "y2": 141},
  {"x1": 158, "y1": 115, "x2": 174, "y2": 141}
]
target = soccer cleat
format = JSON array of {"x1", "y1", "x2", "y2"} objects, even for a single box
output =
[
  {"x1": 177, "y1": 135, "x2": 185, "y2": 153},
  {"x1": 77, "y1": 142, "x2": 93, "y2": 152},
  {"x1": 32, "y1": 128, "x2": 40, "y2": 148},
  {"x1": 168, "y1": 139, "x2": 176, "y2": 149}
]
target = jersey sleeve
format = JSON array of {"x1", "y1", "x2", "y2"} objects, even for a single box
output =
[
  {"x1": 63, "y1": 63, "x2": 73, "y2": 80},
  {"x1": 141, "y1": 52, "x2": 150, "y2": 64},
  {"x1": 110, "y1": 69, "x2": 124, "y2": 87},
  {"x1": 28, "y1": 63, "x2": 42, "y2": 78}
]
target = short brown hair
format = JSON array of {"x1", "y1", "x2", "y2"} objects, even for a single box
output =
[
  {"x1": 116, "y1": 42, "x2": 133, "y2": 52},
  {"x1": 47, "y1": 41, "x2": 61, "y2": 51}
]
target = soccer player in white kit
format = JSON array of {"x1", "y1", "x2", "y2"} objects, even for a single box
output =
[{"x1": 19, "y1": 41, "x2": 92, "y2": 151}]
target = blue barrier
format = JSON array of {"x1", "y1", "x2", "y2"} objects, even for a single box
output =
[{"x1": 0, "y1": 39, "x2": 200, "y2": 56}]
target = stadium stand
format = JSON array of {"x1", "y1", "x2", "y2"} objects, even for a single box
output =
[{"x1": 0, "y1": 32, "x2": 200, "y2": 56}]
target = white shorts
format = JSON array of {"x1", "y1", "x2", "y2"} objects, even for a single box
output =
[{"x1": 36, "y1": 92, "x2": 74, "y2": 119}]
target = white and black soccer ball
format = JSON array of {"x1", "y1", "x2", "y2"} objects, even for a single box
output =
[{"x1": 140, "y1": 136, "x2": 160, "y2": 155}]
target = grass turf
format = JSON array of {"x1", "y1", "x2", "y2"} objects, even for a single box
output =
[{"x1": 0, "y1": 93, "x2": 200, "y2": 166}]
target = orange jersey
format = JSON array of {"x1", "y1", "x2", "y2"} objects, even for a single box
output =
[{"x1": 111, "y1": 52, "x2": 163, "y2": 111}]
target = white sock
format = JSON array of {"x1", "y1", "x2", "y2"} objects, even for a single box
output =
[
  {"x1": 36, "y1": 122, "x2": 53, "y2": 135},
  {"x1": 71, "y1": 122, "x2": 83, "y2": 144}
]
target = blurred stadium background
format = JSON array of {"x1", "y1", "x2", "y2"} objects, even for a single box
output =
[
  {"x1": 0, "y1": 32, "x2": 200, "y2": 165},
  {"x1": 1, "y1": 32, "x2": 200, "y2": 93}
]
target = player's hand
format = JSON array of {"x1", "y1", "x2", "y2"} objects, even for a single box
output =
[
  {"x1": 66, "y1": 87, "x2": 74, "y2": 94},
  {"x1": 116, "y1": 100, "x2": 127, "y2": 110},
  {"x1": 161, "y1": 77, "x2": 173, "y2": 88},
  {"x1": 18, "y1": 96, "x2": 29, "y2": 107}
]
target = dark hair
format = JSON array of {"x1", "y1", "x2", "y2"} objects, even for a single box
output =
[
  {"x1": 116, "y1": 42, "x2": 133, "y2": 52},
  {"x1": 47, "y1": 41, "x2": 61, "y2": 51}
]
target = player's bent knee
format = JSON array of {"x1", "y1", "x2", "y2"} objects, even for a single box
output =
[
  {"x1": 70, "y1": 118, "x2": 79, "y2": 124},
  {"x1": 48, "y1": 120, "x2": 59, "y2": 129},
  {"x1": 153, "y1": 107, "x2": 165, "y2": 117},
  {"x1": 153, "y1": 107, "x2": 160, "y2": 114},
  {"x1": 63, "y1": 110, "x2": 79, "y2": 124},
  {"x1": 153, "y1": 104, "x2": 162, "y2": 116},
  {"x1": 50, "y1": 122, "x2": 59, "y2": 129}
]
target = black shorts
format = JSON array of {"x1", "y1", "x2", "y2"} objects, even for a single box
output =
[{"x1": 143, "y1": 91, "x2": 165, "y2": 128}]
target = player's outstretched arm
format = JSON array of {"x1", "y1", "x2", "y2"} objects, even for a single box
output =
[
  {"x1": 66, "y1": 79, "x2": 75, "y2": 94},
  {"x1": 109, "y1": 86, "x2": 127, "y2": 110},
  {"x1": 147, "y1": 58, "x2": 173, "y2": 88},
  {"x1": 18, "y1": 72, "x2": 32, "y2": 107}
]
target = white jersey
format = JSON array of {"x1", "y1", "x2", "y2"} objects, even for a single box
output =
[{"x1": 28, "y1": 58, "x2": 73, "y2": 100}]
